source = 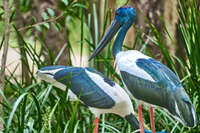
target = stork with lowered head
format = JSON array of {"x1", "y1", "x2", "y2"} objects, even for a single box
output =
[{"x1": 89, "y1": 6, "x2": 197, "y2": 133}]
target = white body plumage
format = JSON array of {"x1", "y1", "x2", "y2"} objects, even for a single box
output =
[{"x1": 37, "y1": 67, "x2": 134, "y2": 117}]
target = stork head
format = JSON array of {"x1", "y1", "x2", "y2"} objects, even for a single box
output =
[
  {"x1": 36, "y1": 66, "x2": 67, "y2": 84},
  {"x1": 114, "y1": 6, "x2": 136, "y2": 30},
  {"x1": 89, "y1": 6, "x2": 136, "y2": 61},
  {"x1": 168, "y1": 87, "x2": 197, "y2": 128}
]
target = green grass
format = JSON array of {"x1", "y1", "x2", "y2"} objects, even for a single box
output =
[
  {"x1": 140, "y1": 0, "x2": 200, "y2": 132},
  {"x1": 0, "y1": 0, "x2": 199, "y2": 132}
]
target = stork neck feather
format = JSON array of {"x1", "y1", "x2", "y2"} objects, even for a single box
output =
[{"x1": 112, "y1": 28, "x2": 128, "y2": 59}]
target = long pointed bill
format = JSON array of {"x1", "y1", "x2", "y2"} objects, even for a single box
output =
[{"x1": 89, "y1": 20, "x2": 121, "y2": 61}]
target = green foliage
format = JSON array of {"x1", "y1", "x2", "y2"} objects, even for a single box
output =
[
  {"x1": 0, "y1": 0, "x2": 199, "y2": 132},
  {"x1": 0, "y1": 1, "x2": 133, "y2": 133},
  {"x1": 142, "y1": 0, "x2": 200, "y2": 132},
  {"x1": 18, "y1": 0, "x2": 32, "y2": 13}
]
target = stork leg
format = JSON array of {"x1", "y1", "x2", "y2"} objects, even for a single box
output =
[
  {"x1": 138, "y1": 105, "x2": 145, "y2": 133},
  {"x1": 93, "y1": 117, "x2": 99, "y2": 133},
  {"x1": 149, "y1": 106, "x2": 155, "y2": 133}
]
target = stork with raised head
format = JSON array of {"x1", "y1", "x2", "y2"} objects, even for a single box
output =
[
  {"x1": 36, "y1": 66, "x2": 166, "y2": 133},
  {"x1": 89, "y1": 6, "x2": 197, "y2": 133}
]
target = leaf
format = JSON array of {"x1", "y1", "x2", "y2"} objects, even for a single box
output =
[
  {"x1": 6, "y1": 93, "x2": 28, "y2": 132},
  {"x1": 19, "y1": 0, "x2": 31, "y2": 13},
  {"x1": 49, "y1": 99, "x2": 60, "y2": 133},
  {"x1": 31, "y1": 93, "x2": 42, "y2": 132},
  {"x1": 47, "y1": 8, "x2": 55, "y2": 17},
  {"x1": 53, "y1": 23, "x2": 61, "y2": 31},
  {"x1": 73, "y1": 120, "x2": 80, "y2": 133},
  {"x1": 42, "y1": 12, "x2": 49, "y2": 20},
  {"x1": 62, "y1": 0, "x2": 68, "y2": 6},
  {"x1": 34, "y1": 25, "x2": 42, "y2": 32},
  {"x1": 72, "y1": 3, "x2": 88, "y2": 9},
  {"x1": 53, "y1": 43, "x2": 68, "y2": 65},
  {"x1": 10, "y1": 8, "x2": 16, "y2": 22},
  {"x1": 0, "y1": 86, "x2": 11, "y2": 108},
  {"x1": 42, "y1": 22, "x2": 50, "y2": 29}
]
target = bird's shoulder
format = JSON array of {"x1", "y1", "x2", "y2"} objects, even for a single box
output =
[
  {"x1": 146, "y1": 58, "x2": 181, "y2": 86},
  {"x1": 85, "y1": 68, "x2": 132, "y2": 107},
  {"x1": 116, "y1": 50, "x2": 154, "y2": 81},
  {"x1": 85, "y1": 67, "x2": 115, "y2": 87},
  {"x1": 116, "y1": 50, "x2": 181, "y2": 86}
]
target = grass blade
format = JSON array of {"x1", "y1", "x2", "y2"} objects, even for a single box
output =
[{"x1": 6, "y1": 92, "x2": 28, "y2": 132}]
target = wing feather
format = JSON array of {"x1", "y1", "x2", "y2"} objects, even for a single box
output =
[
  {"x1": 53, "y1": 67, "x2": 115, "y2": 109},
  {"x1": 149, "y1": 58, "x2": 181, "y2": 86},
  {"x1": 136, "y1": 58, "x2": 167, "y2": 83},
  {"x1": 120, "y1": 71, "x2": 166, "y2": 107},
  {"x1": 136, "y1": 58, "x2": 181, "y2": 87}
]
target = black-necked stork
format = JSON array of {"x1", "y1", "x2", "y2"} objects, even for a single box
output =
[
  {"x1": 36, "y1": 66, "x2": 165, "y2": 133},
  {"x1": 89, "y1": 6, "x2": 197, "y2": 133}
]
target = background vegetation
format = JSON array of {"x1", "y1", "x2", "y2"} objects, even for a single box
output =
[{"x1": 0, "y1": 0, "x2": 199, "y2": 132}]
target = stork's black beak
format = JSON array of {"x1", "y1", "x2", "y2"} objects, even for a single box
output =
[{"x1": 88, "y1": 20, "x2": 121, "y2": 61}]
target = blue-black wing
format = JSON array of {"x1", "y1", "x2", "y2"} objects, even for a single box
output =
[
  {"x1": 120, "y1": 70, "x2": 166, "y2": 107},
  {"x1": 148, "y1": 58, "x2": 181, "y2": 86},
  {"x1": 136, "y1": 58, "x2": 181, "y2": 87},
  {"x1": 120, "y1": 58, "x2": 181, "y2": 107},
  {"x1": 53, "y1": 66, "x2": 115, "y2": 109}
]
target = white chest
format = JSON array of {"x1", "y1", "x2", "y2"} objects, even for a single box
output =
[{"x1": 115, "y1": 50, "x2": 155, "y2": 82}]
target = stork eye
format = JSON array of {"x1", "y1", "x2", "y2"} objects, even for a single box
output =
[{"x1": 115, "y1": 12, "x2": 120, "y2": 16}]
